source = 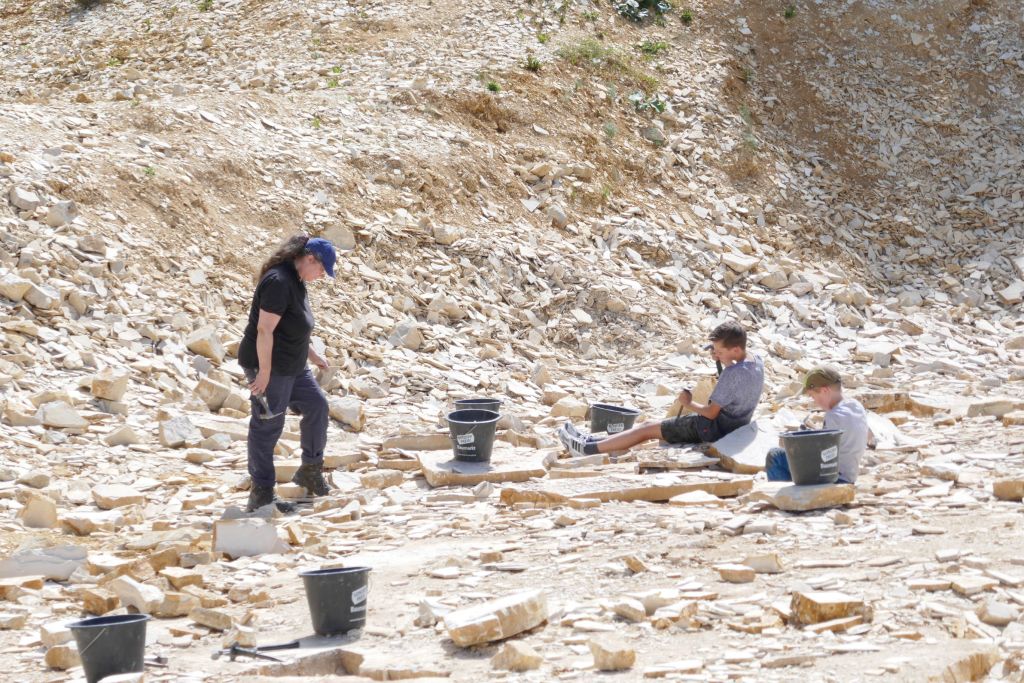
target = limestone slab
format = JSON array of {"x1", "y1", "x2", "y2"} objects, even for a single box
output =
[
  {"x1": 747, "y1": 482, "x2": 855, "y2": 511},
  {"x1": 418, "y1": 446, "x2": 551, "y2": 488},
  {"x1": 707, "y1": 421, "x2": 779, "y2": 474},
  {"x1": 444, "y1": 589, "x2": 548, "y2": 647}
]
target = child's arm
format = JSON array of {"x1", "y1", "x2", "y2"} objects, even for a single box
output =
[{"x1": 679, "y1": 390, "x2": 722, "y2": 420}]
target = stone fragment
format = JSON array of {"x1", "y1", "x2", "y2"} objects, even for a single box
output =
[
  {"x1": 62, "y1": 510, "x2": 124, "y2": 536},
  {"x1": 81, "y1": 588, "x2": 119, "y2": 615},
  {"x1": 213, "y1": 518, "x2": 289, "y2": 559},
  {"x1": 9, "y1": 186, "x2": 40, "y2": 211},
  {"x1": 40, "y1": 620, "x2": 73, "y2": 648},
  {"x1": 708, "y1": 421, "x2": 777, "y2": 473},
  {"x1": 92, "y1": 368, "x2": 130, "y2": 401},
  {"x1": 159, "y1": 415, "x2": 202, "y2": 448},
  {"x1": 643, "y1": 659, "x2": 704, "y2": 677},
  {"x1": 102, "y1": 424, "x2": 143, "y2": 447},
  {"x1": 388, "y1": 321, "x2": 423, "y2": 350},
  {"x1": 45, "y1": 643, "x2": 80, "y2": 671},
  {"x1": 46, "y1": 200, "x2": 78, "y2": 227},
  {"x1": 0, "y1": 612, "x2": 28, "y2": 629},
  {"x1": 550, "y1": 396, "x2": 588, "y2": 418},
  {"x1": 749, "y1": 483, "x2": 855, "y2": 511},
  {"x1": 35, "y1": 401, "x2": 88, "y2": 431},
  {"x1": 722, "y1": 252, "x2": 759, "y2": 273},
  {"x1": 92, "y1": 484, "x2": 145, "y2": 510},
  {"x1": 155, "y1": 592, "x2": 200, "y2": 618},
  {"x1": 491, "y1": 641, "x2": 543, "y2": 671},
  {"x1": 360, "y1": 470, "x2": 403, "y2": 489},
  {"x1": 0, "y1": 545, "x2": 86, "y2": 581},
  {"x1": 589, "y1": 634, "x2": 635, "y2": 671},
  {"x1": 444, "y1": 589, "x2": 548, "y2": 647},
  {"x1": 993, "y1": 479, "x2": 1024, "y2": 502},
  {"x1": 24, "y1": 282, "x2": 60, "y2": 309},
  {"x1": 744, "y1": 553, "x2": 784, "y2": 574},
  {"x1": 0, "y1": 272, "x2": 32, "y2": 301},
  {"x1": 329, "y1": 397, "x2": 365, "y2": 431},
  {"x1": 186, "y1": 326, "x2": 225, "y2": 363},
  {"x1": 977, "y1": 600, "x2": 1018, "y2": 627},
  {"x1": 195, "y1": 376, "x2": 231, "y2": 411},
  {"x1": 17, "y1": 470, "x2": 49, "y2": 488},
  {"x1": 160, "y1": 567, "x2": 203, "y2": 590},
  {"x1": 18, "y1": 493, "x2": 58, "y2": 529},
  {"x1": 110, "y1": 576, "x2": 164, "y2": 614},
  {"x1": 716, "y1": 564, "x2": 755, "y2": 583},
  {"x1": 190, "y1": 607, "x2": 234, "y2": 631},
  {"x1": 613, "y1": 598, "x2": 647, "y2": 623},
  {"x1": 950, "y1": 575, "x2": 997, "y2": 596},
  {"x1": 790, "y1": 591, "x2": 867, "y2": 625}
]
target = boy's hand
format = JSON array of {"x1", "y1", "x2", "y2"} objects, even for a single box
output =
[{"x1": 678, "y1": 389, "x2": 693, "y2": 407}]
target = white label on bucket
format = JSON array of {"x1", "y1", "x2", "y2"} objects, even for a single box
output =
[
  {"x1": 350, "y1": 604, "x2": 366, "y2": 613},
  {"x1": 456, "y1": 433, "x2": 475, "y2": 446},
  {"x1": 820, "y1": 446, "x2": 838, "y2": 463},
  {"x1": 607, "y1": 422, "x2": 625, "y2": 434},
  {"x1": 351, "y1": 585, "x2": 368, "y2": 604}
]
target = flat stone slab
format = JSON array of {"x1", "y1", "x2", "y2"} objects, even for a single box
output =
[
  {"x1": 747, "y1": 482, "x2": 855, "y2": 512},
  {"x1": 708, "y1": 421, "x2": 779, "y2": 474},
  {"x1": 866, "y1": 412, "x2": 926, "y2": 451},
  {"x1": 499, "y1": 471, "x2": 754, "y2": 506},
  {"x1": 417, "y1": 446, "x2": 553, "y2": 487},
  {"x1": 636, "y1": 450, "x2": 719, "y2": 473}
]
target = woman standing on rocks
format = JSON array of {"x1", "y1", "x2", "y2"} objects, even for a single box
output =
[{"x1": 238, "y1": 233, "x2": 338, "y2": 512}]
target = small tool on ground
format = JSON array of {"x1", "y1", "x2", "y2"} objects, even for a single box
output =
[{"x1": 212, "y1": 640, "x2": 301, "y2": 662}]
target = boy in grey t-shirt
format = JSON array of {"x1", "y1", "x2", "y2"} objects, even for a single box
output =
[
  {"x1": 558, "y1": 321, "x2": 765, "y2": 457},
  {"x1": 765, "y1": 366, "x2": 869, "y2": 484}
]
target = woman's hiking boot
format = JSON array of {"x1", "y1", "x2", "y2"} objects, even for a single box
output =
[
  {"x1": 291, "y1": 461, "x2": 331, "y2": 497},
  {"x1": 246, "y1": 483, "x2": 296, "y2": 514}
]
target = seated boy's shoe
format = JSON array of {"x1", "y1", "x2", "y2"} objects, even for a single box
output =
[
  {"x1": 565, "y1": 421, "x2": 601, "y2": 443},
  {"x1": 247, "y1": 484, "x2": 296, "y2": 514},
  {"x1": 558, "y1": 422, "x2": 588, "y2": 458},
  {"x1": 291, "y1": 462, "x2": 331, "y2": 497}
]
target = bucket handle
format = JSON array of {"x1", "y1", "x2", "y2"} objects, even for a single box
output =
[{"x1": 77, "y1": 626, "x2": 111, "y2": 658}]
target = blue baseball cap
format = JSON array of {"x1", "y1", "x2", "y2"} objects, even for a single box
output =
[{"x1": 306, "y1": 238, "x2": 337, "y2": 278}]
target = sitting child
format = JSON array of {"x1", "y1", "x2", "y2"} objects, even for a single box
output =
[
  {"x1": 765, "y1": 366, "x2": 868, "y2": 484},
  {"x1": 559, "y1": 321, "x2": 764, "y2": 457}
]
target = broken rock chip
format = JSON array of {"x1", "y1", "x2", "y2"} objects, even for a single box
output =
[
  {"x1": 35, "y1": 401, "x2": 88, "y2": 431},
  {"x1": 91, "y1": 368, "x2": 130, "y2": 402},
  {"x1": 491, "y1": 641, "x2": 543, "y2": 671},
  {"x1": 993, "y1": 479, "x2": 1024, "y2": 502},
  {"x1": 445, "y1": 589, "x2": 548, "y2": 647},
  {"x1": 329, "y1": 397, "x2": 366, "y2": 431},
  {"x1": 159, "y1": 415, "x2": 203, "y2": 448},
  {"x1": 186, "y1": 326, "x2": 225, "y2": 363},
  {"x1": 589, "y1": 634, "x2": 636, "y2": 671},
  {"x1": 213, "y1": 518, "x2": 289, "y2": 559},
  {"x1": 716, "y1": 564, "x2": 755, "y2": 583},
  {"x1": 44, "y1": 643, "x2": 80, "y2": 671},
  {"x1": 18, "y1": 493, "x2": 58, "y2": 529},
  {"x1": 0, "y1": 545, "x2": 86, "y2": 581},
  {"x1": 110, "y1": 576, "x2": 165, "y2": 615},
  {"x1": 91, "y1": 484, "x2": 145, "y2": 510},
  {"x1": 790, "y1": 591, "x2": 868, "y2": 625}
]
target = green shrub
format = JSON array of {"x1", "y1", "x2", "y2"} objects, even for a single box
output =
[
  {"x1": 613, "y1": 0, "x2": 670, "y2": 23},
  {"x1": 486, "y1": 80, "x2": 501, "y2": 92}
]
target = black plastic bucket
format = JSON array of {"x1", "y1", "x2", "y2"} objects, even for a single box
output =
[
  {"x1": 446, "y1": 409, "x2": 500, "y2": 462},
  {"x1": 69, "y1": 614, "x2": 150, "y2": 683},
  {"x1": 781, "y1": 429, "x2": 843, "y2": 485},
  {"x1": 300, "y1": 566, "x2": 371, "y2": 636},
  {"x1": 589, "y1": 403, "x2": 641, "y2": 434},
  {"x1": 454, "y1": 397, "x2": 503, "y2": 414}
]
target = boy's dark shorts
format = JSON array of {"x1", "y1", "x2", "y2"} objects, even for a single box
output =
[{"x1": 660, "y1": 414, "x2": 724, "y2": 444}]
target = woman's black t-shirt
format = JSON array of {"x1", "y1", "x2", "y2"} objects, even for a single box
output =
[{"x1": 238, "y1": 262, "x2": 314, "y2": 375}]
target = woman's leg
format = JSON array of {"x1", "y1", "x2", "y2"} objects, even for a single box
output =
[
  {"x1": 287, "y1": 368, "x2": 331, "y2": 495},
  {"x1": 245, "y1": 370, "x2": 296, "y2": 511}
]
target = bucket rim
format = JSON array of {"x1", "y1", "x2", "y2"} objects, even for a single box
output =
[
  {"x1": 454, "y1": 397, "x2": 504, "y2": 405},
  {"x1": 781, "y1": 428, "x2": 843, "y2": 438},
  {"x1": 299, "y1": 566, "x2": 372, "y2": 578},
  {"x1": 446, "y1": 409, "x2": 501, "y2": 424},
  {"x1": 69, "y1": 614, "x2": 151, "y2": 630},
  {"x1": 589, "y1": 402, "x2": 641, "y2": 416}
]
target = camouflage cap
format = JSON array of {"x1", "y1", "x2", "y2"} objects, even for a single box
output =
[{"x1": 802, "y1": 366, "x2": 842, "y2": 392}]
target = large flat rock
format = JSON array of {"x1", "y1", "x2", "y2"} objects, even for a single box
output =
[
  {"x1": 417, "y1": 446, "x2": 552, "y2": 487},
  {"x1": 444, "y1": 589, "x2": 548, "y2": 647},
  {"x1": 499, "y1": 471, "x2": 754, "y2": 506},
  {"x1": 708, "y1": 421, "x2": 779, "y2": 474}
]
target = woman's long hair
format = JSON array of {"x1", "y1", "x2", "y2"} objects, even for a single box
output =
[{"x1": 256, "y1": 233, "x2": 309, "y2": 283}]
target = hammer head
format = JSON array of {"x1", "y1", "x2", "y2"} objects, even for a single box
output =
[{"x1": 253, "y1": 394, "x2": 284, "y2": 420}]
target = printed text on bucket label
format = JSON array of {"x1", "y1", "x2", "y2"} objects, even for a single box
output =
[
  {"x1": 352, "y1": 585, "x2": 368, "y2": 604},
  {"x1": 456, "y1": 433, "x2": 475, "y2": 446},
  {"x1": 607, "y1": 423, "x2": 625, "y2": 433},
  {"x1": 820, "y1": 446, "x2": 838, "y2": 463}
]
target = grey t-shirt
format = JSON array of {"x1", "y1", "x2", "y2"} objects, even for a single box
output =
[
  {"x1": 824, "y1": 398, "x2": 868, "y2": 483},
  {"x1": 708, "y1": 353, "x2": 765, "y2": 434}
]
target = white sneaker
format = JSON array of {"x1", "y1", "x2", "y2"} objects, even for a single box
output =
[{"x1": 558, "y1": 422, "x2": 588, "y2": 458}]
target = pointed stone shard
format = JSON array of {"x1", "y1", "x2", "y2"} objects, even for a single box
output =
[
  {"x1": 329, "y1": 397, "x2": 365, "y2": 431},
  {"x1": 110, "y1": 576, "x2": 164, "y2": 614},
  {"x1": 186, "y1": 326, "x2": 225, "y2": 363},
  {"x1": 444, "y1": 590, "x2": 548, "y2": 647},
  {"x1": 35, "y1": 401, "x2": 88, "y2": 431}
]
